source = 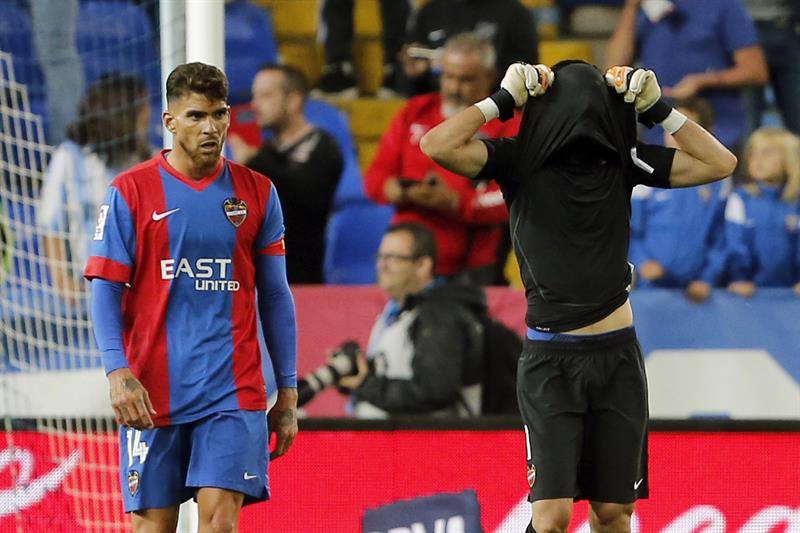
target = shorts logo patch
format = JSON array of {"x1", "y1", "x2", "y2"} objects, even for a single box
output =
[
  {"x1": 223, "y1": 198, "x2": 248, "y2": 228},
  {"x1": 128, "y1": 470, "x2": 140, "y2": 496},
  {"x1": 527, "y1": 464, "x2": 537, "y2": 488}
]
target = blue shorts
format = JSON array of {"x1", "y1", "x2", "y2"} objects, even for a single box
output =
[{"x1": 119, "y1": 409, "x2": 269, "y2": 512}]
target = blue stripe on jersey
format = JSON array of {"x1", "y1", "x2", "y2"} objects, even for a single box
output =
[
  {"x1": 89, "y1": 185, "x2": 136, "y2": 268},
  {"x1": 159, "y1": 165, "x2": 240, "y2": 419}
]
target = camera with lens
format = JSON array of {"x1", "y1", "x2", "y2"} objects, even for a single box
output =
[{"x1": 297, "y1": 340, "x2": 362, "y2": 407}]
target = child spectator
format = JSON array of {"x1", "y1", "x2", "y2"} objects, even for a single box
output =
[{"x1": 725, "y1": 127, "x2": 800, "y2": 296}]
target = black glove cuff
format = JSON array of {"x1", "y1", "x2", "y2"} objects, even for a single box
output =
[
  {"x1": 638, "y1": 98, "x2": 673, "y2": 128},
  {"x1": 489, "y1": 88, "x2": 517, "y2": 122}
]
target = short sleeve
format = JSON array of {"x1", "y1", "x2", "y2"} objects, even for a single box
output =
[
  {"x1": 475, "y1": 137, "x2": 519, "y2": 184},
  {"x1": 629, "y1": 143, "x2": 676, "y2": 189},
  {"x1": 720, "y1": 0, "x2": 759, "y2": 54},
  {"x1": 83, "y1": 185, "x2": 136, "y2": 283},
  {"x1": 255, "y1": 182, "x2": 286, "y2": 255}
]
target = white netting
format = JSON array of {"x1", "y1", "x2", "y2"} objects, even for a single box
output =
[{"x1": 1, "y1": 1, "x2": 181, "y2": 529}]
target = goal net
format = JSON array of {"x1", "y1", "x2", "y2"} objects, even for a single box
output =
[{"x1": 0, "y1": 1, "x2": 179, "y2": 529}]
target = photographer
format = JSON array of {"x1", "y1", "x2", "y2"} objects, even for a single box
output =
[{"x1": 299, "y1": 223, "x2": 486, "y2": 417}]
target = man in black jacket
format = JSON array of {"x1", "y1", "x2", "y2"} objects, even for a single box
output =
[
  {"x1": 230, "y1": 64, "x2": 343, "y2": 284},
  {"x1": 336, "y1": 222, "x2": 486, "y2": 417}
]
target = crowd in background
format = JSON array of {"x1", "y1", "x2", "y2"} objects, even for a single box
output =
[{"x1": 2, "y1": 0, "x2": 800, "y2": 307}]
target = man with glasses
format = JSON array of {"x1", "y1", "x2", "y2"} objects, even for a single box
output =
[{"x1": 335, "y1": 222, "x2": 486, "y2": 418}]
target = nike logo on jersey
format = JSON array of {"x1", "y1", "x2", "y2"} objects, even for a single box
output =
[
  {"x1": 151, "y1": 208, "x2": 181, "y2": 221},
  {"x1": 243, "y1": 472, "x2": 258, "y2": 480},
  {"x1": 634, "y1": 478, "x2": 644, "y2": 490}
]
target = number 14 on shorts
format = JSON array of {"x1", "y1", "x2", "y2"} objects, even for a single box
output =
[{"x1": 126, "y1": 429, "x2": 150, "y2": 467}]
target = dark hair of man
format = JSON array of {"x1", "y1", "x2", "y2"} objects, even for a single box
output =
[
  {"x1": 258, "y1": 63, "x2": 309, "y2": 101},
  {"x1": 386, "y1": 222, "x2": 438, "y2": 271},
  {"x1": 671, "y1": 96, "x2": 715, "y2": 130},
  {"x1": 166, "y1": 62, "x2": 229, "y2": 103},
  {"x1": 66, "y1": 72, "x2": 149, "y2": 169}
]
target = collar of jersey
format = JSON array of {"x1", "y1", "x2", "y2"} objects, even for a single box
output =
[{"x1": 158, "y1": 149, "x2": 225, "y2": 191}]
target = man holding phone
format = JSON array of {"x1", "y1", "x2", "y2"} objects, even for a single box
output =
[{"x1": 364, "y1": 32, "x2": 519, "y2": 284}]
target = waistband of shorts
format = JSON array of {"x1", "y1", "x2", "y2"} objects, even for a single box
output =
[{"x1": 524, "y1": 326, "x2": 637, "y2": 352}]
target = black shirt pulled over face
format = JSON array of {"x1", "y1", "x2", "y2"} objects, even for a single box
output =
[{"x1": 477, "y1": 61, "x2": 676, "y2": 331}]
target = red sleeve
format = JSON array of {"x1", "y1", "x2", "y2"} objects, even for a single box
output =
[
  {"x1": 363, "y1": 105, "x2": 410, "y2": 204},
  {"x1": 458, "y1": 181, "x2": 508, "y2": 225},
  {"x1": 84, "y1": 256, "x2": 133, "y2": 283},
  {"x1": 258, "y1": 237, "x2": 286, "y2": 256}
]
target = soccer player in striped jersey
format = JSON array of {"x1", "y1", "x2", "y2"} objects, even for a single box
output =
[{"x1": 85, "y1": 62, "x2": 297, "y2": 532}]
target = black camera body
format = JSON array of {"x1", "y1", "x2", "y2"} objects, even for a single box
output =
[{"x1": 297, "y1": 340, "x2": 361, "y2": 407}]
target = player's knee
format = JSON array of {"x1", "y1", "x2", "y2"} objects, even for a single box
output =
[
  {"x1": 589, "y1": 502, "x2": 634, "y2": 533},
  {"x1": 531, "y1": 503, "x2": 572, "y2": 533},
  {"x1": 199, "y1": 507, "x2": 237, "y2": 533}
]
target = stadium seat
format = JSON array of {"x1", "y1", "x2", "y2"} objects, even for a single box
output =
[
  {"x1": 76, "y1": 1, "x2": 160, "y2": 96},
  {"x1": 225, "y1": 0, "x2": 279, "y2": 104},
  {"x1": 324, "y1": 203, "x2": 393, "y2": 285},
  {"x1": 0, "y1": 2, "x2": 46, "y2": 110}
]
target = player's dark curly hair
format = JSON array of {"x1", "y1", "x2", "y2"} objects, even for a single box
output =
[
  {"x1": 66, "y1": 72, "x2": 150, "y2": 169},
  {"x1": 166, "y1": 62, "x2": 229, "y2": 103}
]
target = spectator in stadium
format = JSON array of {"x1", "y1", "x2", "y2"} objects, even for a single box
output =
[
  {"x1": 401, "y1": 0, "x2": 539, "y2": 95},
  {"x1": 365, "y1": 33, "x2": 516, "y2": 284},
  {"x1": 605, "y1": 0, "x2": 769, "y2": 150},
  {"x1": 38, "y1": 73, "x2": 150, "y2": 307},
  {"x1": 629, "y1": 97, "x2": 731, "y2": 302},
  {"x1": 312, "y1": 0, "x2": 412, "y2": 99},
  {"x1": 85, "y1": 62, "x2": 297, "y2": 531},
  {"x1": 420, "y1": 60, "x2": 736, "y2": 533},
  {"x1": 30, "y1": 0, "x2": 83, "y2": 145},
  {"x1": 724, "y1": 127, "x2": 800, "y2": 297},
  {"x1": 229, "y1": 64, "x2": 343, "y2": 284},
  {"x1": 333, "y1": 222, "x2": 485, "y2": 418},
  {"x1": 742, "y1": 0, "x2": 800, "y2": 135}
]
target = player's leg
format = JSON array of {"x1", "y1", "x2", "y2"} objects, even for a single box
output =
[
  {"x1": 196, "y1": 487, "x2": 245, "y2": 533},
  {"x1": 187, "y1": 409, "x2": 270, "y2": 531},
  {"x1": 588, "y1": 502, "x2": 635, "y2": 533},
  {"x1": 530, "y1": 498, "x2": 573, "y2": 533},
  {"x1": 584, "y1": 332, "x2": 649, "y2": 533},
  {"x1": 517, "y1": 340, "x2": 588, "y2": 533},
  {"x1": 131, "y1": 506, "x2": 180, "y2": 533},
  {"x1": 119, "y1": 425, "x2": 194, "y2": 526}
]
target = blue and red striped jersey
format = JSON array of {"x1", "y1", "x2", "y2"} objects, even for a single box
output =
[{"x1": 84, "y1": 151, "x2": 286, "y2": 426}]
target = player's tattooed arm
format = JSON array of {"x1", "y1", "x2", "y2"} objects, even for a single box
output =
[
  {"x1": 269, "y1": 388, "x2": 298, "y2": 459},
  {"x1": 107, "y1": 368, "x2": 157, "y2": 430}
]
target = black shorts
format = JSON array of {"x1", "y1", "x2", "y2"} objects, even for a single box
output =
[{"x1": 517, "y1": 327, "x2": 648, "y2": 503}]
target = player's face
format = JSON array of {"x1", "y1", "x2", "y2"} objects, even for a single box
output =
[
  {"x1": 376, "y1": 232, "x2": 424, "y2": 300},
  {"x1": 251, "y1": 70, "x2": 290, "y2": 129},
  {"x1": 165, "y1": 92, "x2": 230, "y2": 167},
  {"x1": 748, "y1": 139, "x2": 785, "y2": 183},
  {"x1": 440, "y1": 50, "x2": 494, "y2": 118}
]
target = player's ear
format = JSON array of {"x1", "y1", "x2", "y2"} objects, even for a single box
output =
[{"x1": 163, "y1": 111, "x2": 176, "y2": 134}]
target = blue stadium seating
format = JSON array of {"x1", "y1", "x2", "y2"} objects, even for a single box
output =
[
  {"x1": 324, "y1": 203, "x2": 393, "y2": 285},
  {"x1": 0, "y1": 2, "x2": 46, "y2": 115},
  {"x1": 76, "y1": 1, "x2": 160, "y2": 95},
  {"x1": 225, "y1": 0, "x2": 278, "y2": 105}
]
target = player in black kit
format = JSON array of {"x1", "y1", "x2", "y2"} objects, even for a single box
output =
[{"x1": 420, "y1": 61, "x2": 737, "y2": 533}]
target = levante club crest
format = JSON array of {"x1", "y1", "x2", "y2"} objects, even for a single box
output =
[
  {"x1": 223, "y1": 197, "x2": 248, "y2": 228},
  {"x1": 128, "y1": 470, "x2": 140, "y2": 496}
]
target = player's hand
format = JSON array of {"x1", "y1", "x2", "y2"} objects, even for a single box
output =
[
  {"x1": 605, "y1": 66, "x2": 662, "y2": 113},
  {"x1": 268, "y1": 388, "x2": 298, "y2": 460},
  {"x1": 107, "y1": 368, "x2": 156, "y2": 430},
  {"x1": 639, "y1": 260, "x2": 665, "y2": 281},
  {"x1": 501, "y1": 63, "x2": 554, "y2": 107},
  {"x1": 686, "y1": 280, "x2": 711, "y2": 303},
  {"x1": 728, "y1": 281, "x2": 756, "y2": 298}
]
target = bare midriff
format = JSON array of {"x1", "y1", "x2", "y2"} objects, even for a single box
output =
[{"x1": 562, "y1": 299, "x2": 634, "y2": 335}]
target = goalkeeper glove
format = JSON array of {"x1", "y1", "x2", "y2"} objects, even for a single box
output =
[
  {"x1": 605, "y1": 66, "x2": 685, "y2": 132},
  {"x1": 476, "y1": 63, "x2": 554, "y2": 122}
]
